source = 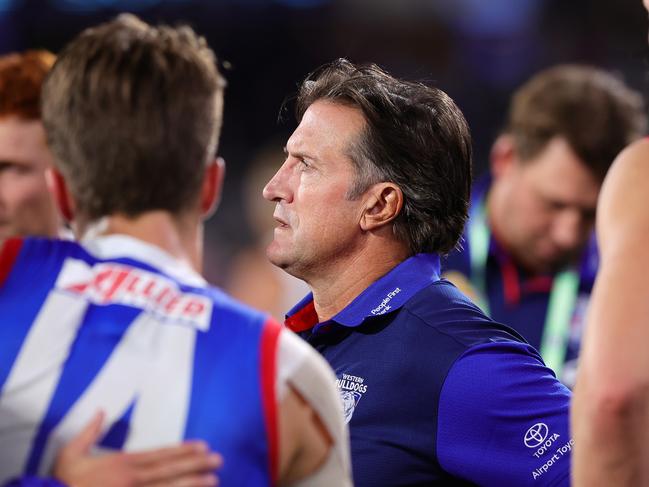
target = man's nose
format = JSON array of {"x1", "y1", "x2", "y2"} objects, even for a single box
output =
[
  {"x1": 552, "y1": 209, "x2": 586, "y2": 251},
  {"x1": 262, "y1": 161, "x2": 292, "y2": 203}
]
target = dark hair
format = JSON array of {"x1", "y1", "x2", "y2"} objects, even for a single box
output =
[
  {"x1": 0, "y1": 50, "x2": 55, "y2": 120},
  {"x1": 506, "y1": 64, "x2": 646, "y2": 180},
  {"x1": 41, "y1": 14, "x2": 226, "y2": 220},
  {"x1": 295, "y1": 58, "x2": 472, "y2": 255}
]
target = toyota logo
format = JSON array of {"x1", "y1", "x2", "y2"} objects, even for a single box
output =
[{"x1": 524, "y1": 423, "x2": 549, "y2": 448}]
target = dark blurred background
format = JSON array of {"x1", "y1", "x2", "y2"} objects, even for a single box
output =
[{"x1": 2, "y1": 0, "x2": 647, "y2": 315}]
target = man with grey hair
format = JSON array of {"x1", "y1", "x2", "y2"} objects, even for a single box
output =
[{"x1": 264, "y1": 58, "x2": 572, "y2": 486}]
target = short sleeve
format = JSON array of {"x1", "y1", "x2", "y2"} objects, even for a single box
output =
[{"x1": 437, "y1": 341, "x2": 571, "y2": 486}]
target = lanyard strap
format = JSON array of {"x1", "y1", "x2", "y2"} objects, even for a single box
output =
[
  {"x1": 539, "y1": 269, "x2": 579, "y2": 376},
  {"x1": 468, "y1": 198, "x2": 580, "y2": 377},
  {"x1": 468, "y1": 201, "x2": 491, "y2": 315}
]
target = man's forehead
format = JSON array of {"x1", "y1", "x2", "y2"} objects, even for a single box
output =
[
  {"x1": 0, "y1": 116, "x2": 47, "y2": 143},
  {"x1": 287, "y1": 100, "x2": 365, "y2": 153},
  {"x1": 524, "y1": 157, "x2": 601, "y2": 209},
  {"x1": 0, "y1": 117, "x2": 51, "y2": 164},
  {"x1": 301, "y1": 99, "x2": 365, "y2": 126}
]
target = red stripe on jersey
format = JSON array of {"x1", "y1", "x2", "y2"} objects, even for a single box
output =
[
  {"x1": 0, "y1": 238, "x2": 23, "y2": 288},
  {"x1": 260, "y1": 318, "x2": 282, "y2": 486}
]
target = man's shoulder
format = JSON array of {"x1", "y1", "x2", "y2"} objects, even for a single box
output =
[
  {"x1": 4, "y1": 236, "x2": 82, "y2": 260},
  {"x1": 398, "y1": 279, "x2": 527, "y2": 348},
  {"x1": 203, "y1": 286, "x2": 272, "y2": 330},
  {"x1": 598, "y1": 139, "x2": 649, "y2": 247},
  {"x1": 1, "y1": 237, "x2": 85, "y2": 286},
  {"x1": 441, "y1": 246, "x2": 471, "y2": 276}
]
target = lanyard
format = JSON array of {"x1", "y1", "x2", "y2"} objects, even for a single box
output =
[{"x1": 468, "y1": 199, "x2": 580, "y2": 377}]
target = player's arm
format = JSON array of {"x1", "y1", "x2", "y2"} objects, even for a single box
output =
[
  {"x1": 4, "y1": 412, "x2": 222, "y2": 487},
  {"x1": 437, "y1": 342, "x2": 572, "y2": 486},
  {"x1": 275, "y1": 329, "x2": 352, "y2": 487},
  {"x1": 572, "y1": 139, "x2": 649, "y2": 487}
]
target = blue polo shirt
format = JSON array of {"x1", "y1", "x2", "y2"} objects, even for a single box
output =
[
  {"x1": 286, "y1": 253, "x2": 571, "y2": 487},
  {"x1": 443, "y1": 175, "x2": 597, "y2": 387}
]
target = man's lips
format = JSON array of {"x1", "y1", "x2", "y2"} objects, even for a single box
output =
[{"x1": 273, "y1": 215, "x2": 289, "y2": 227}]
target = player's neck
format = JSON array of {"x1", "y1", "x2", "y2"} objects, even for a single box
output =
[
  {"x1": 309, "y1": 238, "x2": 409, "y2": 323},
  {"x1": 76, "y1": 211, "x2": 203, "y2": 273}
]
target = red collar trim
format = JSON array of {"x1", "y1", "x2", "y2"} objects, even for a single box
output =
[
  {"x1": 491, "y1": 238, "x2": 553, "y2": 305},
  {"x1": 524, "y1": 276, "x2": 553, "y2": 294},
  {"x1": 285, "y1": 300, "x2": 319, "y2": 332}
]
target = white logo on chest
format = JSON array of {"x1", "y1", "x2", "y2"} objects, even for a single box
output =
[
  {"x1": 336, "y1": 373, "x2": 368, "y2": 423},
  {"x1": 371, "y1": 287, "x2": 401, "y2": 315}
]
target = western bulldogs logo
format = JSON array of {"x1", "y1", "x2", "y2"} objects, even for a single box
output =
[
  {"x1": 336, "y1": 373, "x2": 368, "y2": 424},
  {"x1": 340, "y1": 391, "x2": 362, "y2": 424}
]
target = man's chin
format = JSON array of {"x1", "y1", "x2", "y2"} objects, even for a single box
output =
[
  {"x1": 266, "y1": 248, "x2": 309, "y2": 283},
  {"x1": 266, "y1": 244, "x2": 291, "y2": 270},
  {"x1": 528, "y1": 254, "x2": 581, "y2": 275}
]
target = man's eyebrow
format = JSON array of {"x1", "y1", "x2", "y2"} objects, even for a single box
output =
[{"x1": 284, "y1": 146, "x2": 318, "y2": 162}]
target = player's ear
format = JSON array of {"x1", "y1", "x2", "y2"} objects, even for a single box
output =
[
  {"x1": 46, "y1": 167, "x2": 75, "y2": 222},
  {"x1": 200, "y1": 157, "x2": 225, "y2": 219},
  {"x1": 490, "y1": 134, "x2": 518, "y2": 180},
  {"x1": 360, "y1": 182, "x2": 403, "y2": 231}
]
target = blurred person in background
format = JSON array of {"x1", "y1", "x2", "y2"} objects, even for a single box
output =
[
  {"x1": 572, "y1": 0, "x2": 649, "y2": 484},
  {"x1": 226, "y1": 141, "x2": 309, "y2": 322},
  {"x1": 264, "y1": 58, "x2": 572, "y2": 486},
  {"x1": 0, "y1": 14, "x2": 350, "y2": 487},
  {"x1": 0, "y1": 51, "x2": 61, "y2": 242},
  {"x1": 442, "y1": 65, "x2": 646, "y2": 386}
]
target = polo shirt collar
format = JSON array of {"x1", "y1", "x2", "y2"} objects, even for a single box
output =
[{"x1": 285, "y1": 253, "x2": 440, "y2": 333}]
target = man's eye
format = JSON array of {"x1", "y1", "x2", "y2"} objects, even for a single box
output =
[
  {"x1": 546, "y1": 200, "x2": 566, "y2": 212},
  {"x1": 0, "y1": 161, "x2": 31, "y2": 174}
]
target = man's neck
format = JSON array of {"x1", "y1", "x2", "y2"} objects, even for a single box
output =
[
  {"x1": 307, "y1": 239, "x2": 410, "y2": 323},
  {"x1": 75, "y1": 211, "x2": 203, "y2": 273}
]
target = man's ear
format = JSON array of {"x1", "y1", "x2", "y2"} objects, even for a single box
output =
[
  {"x1": 360, "y1": 182, "x2": 403, "y2": 231},
  {"x1": 46, "y1": 167, "x2": 75, "y2": 222},
  {"x1": 490, "y1": 134, "x2": 518, "y2": 179},
  {"x1": 200, "y1": 157, "x2": 225, "y2": 219}
]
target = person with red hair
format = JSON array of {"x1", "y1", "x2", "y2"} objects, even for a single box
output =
[{"x1": 0, "y1": 50, "x2": 61, "y2": 241}]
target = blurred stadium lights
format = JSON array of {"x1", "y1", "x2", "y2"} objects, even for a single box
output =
[
  {"x1": 52, "y1": 0, "x2": 173, "y2": 11},
  {"x1": 49, "y1": 0, "x2": 329, "y2": 11},
  {"x1": 274, "y1": 0, "x2": 329, "y2": 7},
  {"x1": 0, "y1": 0, "x2": 18, "y2": 12},
  {"x1": 429, "y1": 0, "x2": 544, "y2": 36}
]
